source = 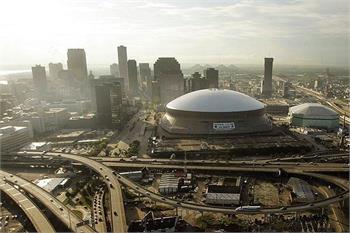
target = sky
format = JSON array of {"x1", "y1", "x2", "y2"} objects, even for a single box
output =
[{"x1": 0, "y1": 0, "x2": 349, "y2": 67}]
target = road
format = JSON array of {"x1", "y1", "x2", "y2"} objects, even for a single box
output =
[
  {"x1": 318, "y1": 186, "x2": 349, "y2": 232},
  {"x1": 100, "y1": 161, "x2": 349, "y2": 173},
  {"x1": 92, "y1": 187, "x2": 107, "y2": 233},
  {"x1": 16, "y1": 151, "x2": 349, "y2": 216},
  {"x1": 0, "y1": 170, "x2": 96, "y2": 233},
  {"x1": 0, "y1": 179, "x2": 56, "y2": 233},
  {"x1": 43, "y1": 152, "x2": 127, "y2": 233}
]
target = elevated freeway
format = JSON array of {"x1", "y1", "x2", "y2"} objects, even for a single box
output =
[
  {"x1": 0, "y1": 179, "x2": 56, "y2": 233},
  {"x1": 0, "y1": 170, "x2": 96, "y2": 233},
  {"x1": 15, "y1": 151, "x2": 349, "y2": 216},
  {"x1": 15, "y1": 151, "x2": 127, "y2": 233}
]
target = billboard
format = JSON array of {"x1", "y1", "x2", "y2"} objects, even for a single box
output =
[{"x1": 213, "y1": 122, "x2": 235, "y2": 130}]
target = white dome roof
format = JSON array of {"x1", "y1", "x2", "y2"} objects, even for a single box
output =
[
  {"x1": 166, "y1": 89, "x2": 264, "y2": 113},
  {"x1": 289, "y1": 103, "x2": 338, "y2": 117}
]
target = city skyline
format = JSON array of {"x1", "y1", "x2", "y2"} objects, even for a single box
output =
[{"x1": 0, "y1": 0, "x2": 349, "y2": 67}]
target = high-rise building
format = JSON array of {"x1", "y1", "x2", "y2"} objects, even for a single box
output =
[
  {"x1": 139, "y1": 63, "x2": 151, "y2": 82},
  {"x1": 32, "y1": 65, "x2": 47, "y2": 99},
  {"x1": 204, "y1": 68, "x2": 219, "y2": 88},
  {"x1": 117, "y1": 45, "x2": 128, "y2": 91},
  {"x1": 190, "y1": 72, "x2": 208, "y2": 92},
  {"x1": 67, "y1": 49, "x2": 88, "y2": 82},
  {"x1": 127, "y1": 59, "x2": 138, "y2": 96},
  {"x1": 95, "y1": 79, "x2": 123, "y2": 129},
  {"x1": 153, "y1": 57, "x2": 184, "y2": 105},
  {"x1": 139, "y1": 63, "x2": 152, "y2": 92},
  {"x1": 261, "y1": 57, "x2": 273, "y2": 98},
  {"x1": 110, "y1": 63, "x2": 119, "y2": 77},
  {"x1": 48, "y1": 63, "x2": 63, "y2": 79}
]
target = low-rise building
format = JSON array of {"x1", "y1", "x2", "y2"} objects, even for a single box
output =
[
  {"x1": 287, "y1": 177, "x2": 314, "y2": 203},
  {"x1": 205, "y1": 185, "x2": 241, "y2": 205},
  {"x1": 159, "y1": 173, "x2": 179, "y2": 194},
  {"x1": 0, "y1": 126, "x2": 32, "y2": 153}
]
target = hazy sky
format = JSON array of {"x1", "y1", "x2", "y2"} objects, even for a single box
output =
[{"x1": 0, "y1": 0, "x2": 349, "y2": 67}]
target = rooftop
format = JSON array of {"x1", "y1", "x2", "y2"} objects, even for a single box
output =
[{"x1": 166, "y1": 89, "x2": 265, "y2": 113}]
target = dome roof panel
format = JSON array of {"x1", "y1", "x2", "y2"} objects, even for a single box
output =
[
  {"x1": 289, "y1": 103, "x2": 338, "y2": 117},
  {"x1": 166, "y1": 89, "x2": 264, "y2": 113}
]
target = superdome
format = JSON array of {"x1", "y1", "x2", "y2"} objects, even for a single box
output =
[
  {"x1": 289, "y1": 103, "x2": 339, "y2": 130},
  {"x1": 166, "y1": 89, "x2": 264, "y2": 113},
  {"x1": 160, "y1": 89, "x2": 272, "y2": 136}
]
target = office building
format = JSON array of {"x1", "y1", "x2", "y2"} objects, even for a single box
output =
[
  {"x1": 127, "y1": 59, "x2": 138, "y2": 96},
  {"x1": 139, "y1": 63, "x2": 151, "y2": 82},
  {"x1": 261, "y1": 57, "x2": 273, "y2": 98},
  {"x1": 153, "y1": 57, "x2": 184, "y2": 105},
  {"x1": 189, "y1": 72, "x2": 208, "y2": 92},
  {"x1": 117, "y1": 45, "x2": 128, "y2": 91},
  {"x1": 48, "y1": 63, "x2": 63, "y2": 79},
  {"x1": 95, "y1": 79, "x2": 123, "y2": 128},
  {"x1": 110, "y1": 63, "x2": 119, "y2": 77},
  {"x1": 204, "y1": 68, "x2": 219, "y2": 88},
  {"x1": 32, "y1": 65, "x2": 47, "y2": 100},
  {"x1": 0, "y1": 126, "x2": 32, "y2": 153},
  {"x1": 67, "y1": 49, "x2": 88, "y2": 82},
  {"x1": 160, "y1": 89, "x2": 272, "y2": 135}
]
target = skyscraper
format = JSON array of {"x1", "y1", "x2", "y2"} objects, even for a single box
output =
[
  {"x1": 139, "y1": 63, "x2": 152, "y2": 94},
  {"x1": 127, "y1": 59, "x2": 138, "y2": 96},
  {"x1": 48, "y1": 63, "x2": 63, "y2": 79},
  {"x1": 110, "y1": 63, "x2": 119, "y2": 77},
  {"x1": 153, "y1": 57, "x2": 184, "y2": 105},
  {"x1": 204, "y1": 68, "x2": 219, "y2": 88},
  {"x1": 32, "y1": 65, "x2": 47, "y2": 100},
  {"x1": 261, "y1": 57, "x2": 273, "y2": 98},
  {"x1": 139, "y1": 63, "x2": 151, "y2": 82},
  {"x1": 67, "y1": 49, "x2": 88, "y2": 82},
  {"x1": 117, "y1": 45, "x2": 128, "y2": 91},
  {"x1": 95, "y1": 80, "x2": 123, "y2": 129}
]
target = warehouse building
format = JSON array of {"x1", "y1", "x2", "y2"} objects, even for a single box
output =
[
  {"x1": 160, "y1": 89, "x2": 272, "y2": 136},
  {"x1": 289, "y1": 103, "x2": 339, "y2": 130},
  {"x1": 287, "y1": 177, "x2": 314, "y2": 203},
  {"x1": 159, "y1": 173, "x2": 179, "y2": 194},
  {"x1": 205, "y1": 185, "x2": 241, "y2": 205}
]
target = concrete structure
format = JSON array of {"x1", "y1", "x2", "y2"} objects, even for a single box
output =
[
  {"x1": 262, "y1": 99, "x2": 289, "y2": 115},
  {"x1": 110, "y1": 63, "x2": 119, "y2": 77},
  {"x1": 261, "y1": 57, "x2": 273, "y2": 98},
  {"x1": 204, "y1": 68, "x2": 219, "y2": 88},
  {"x1": 67, "y1": 49, "x2": 88, "y2": 81},
  {"x1": 139, "y1": 63, "x2": 151, "y2": 82},
  {"x1": 32, "y1": 65, "x2": 47, "y2": 100},
  {"x1": 289, "y1": 103, "x2": 339, "y2": 130},
  {"x1": 153, "y1": 57, "x2": 184, "y2": 105},
  {"x1": 189, "y1": 72, "x2": 208, "y2": 92},
  {"x1": 0, "y1": 126, "x2": 31, "y2": 153},
  {"x1": 118, "y1": 45, "x2": 128, "y2": 91},
  {"x1": 48, "y1": 62, "x2": 63, "y2": 79},
  {"x1": 95, "y1": 80, "x2": 123, "y2": 128},
  {"x1": 127, "y1": 59, "x2": 138, "y2": 96},
  {"x1": 160, "y1": 89, "x2": 272, "y2": 135}
]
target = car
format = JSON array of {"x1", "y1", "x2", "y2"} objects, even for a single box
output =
[
  {"x1": 176, "y1": 202, "x2": 181, "y2": 205},
  {"x1": 146, "y1": 192, "x2": 150, "y2": 196},
  {"x1": 106, "y1": 178, "x2": 110, "y2": 181},
  {"x1": 280, "y1": 207, "x2": 287, "y2": 210},
  {"x1": 309, "y1": 203, "x2": 314, "y2": 207},
  {"x1": 95, "y1": 221, "x2": 98, "y2": 224},
  {"x1": 152, "y1": 159, "x2": 157, "y2": 162},
  {"x1": 112, "y1": 171, "x2": 117, "y2": 175},
  {"x1": 110, "y1": 184, "x2": 114, "y2": 189},
  {"x1": 113, "y1": 211, "x2": 118, "y2": 216},
  {"x1": 339, "y1": 195, "x2": 344, "y2": 199},
  {"x1": 99, "y1": 167, "x2": 103, "y2": 171},
  {"x1": 59, "y1": 207, "x2": 64, "y2": 211},
  {"x1": 135, "y1": 187, "x2": 139, "y2": 190},
  {"x1": 161, "y1": 197, "x2": 166, "y2": 201},
  {"x1": 50, "y1": 199, "x2": 54, "y2": 202},
  {"x1": 99, "y1": 218, "x2": 103, "y2": 222}
]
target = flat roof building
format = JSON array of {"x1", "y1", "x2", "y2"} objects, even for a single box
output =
[{"x1": 0, "y1": 126, "x2": 31, "y2": 153}]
